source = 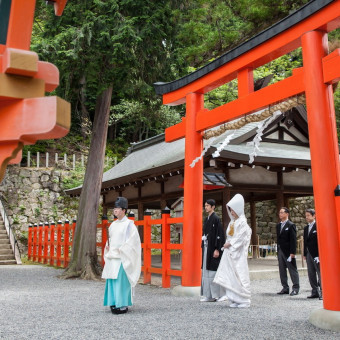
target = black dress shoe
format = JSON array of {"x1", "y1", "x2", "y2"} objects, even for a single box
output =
[
  {"x1": 290, "y1": 290, "x2": 299, "y2": 296},
  {"x1": 110, "y1": 306, "x2": 116, "y2": 314},
  {"x1": 112, "y1": 307, "x2": 128, "y2": 315},
  {"x1": 307, "y1": 294, "x2": 319, "y2": 299},
  {"x1": 277, "y1": 289, "x2": 289, "y2": 295}
]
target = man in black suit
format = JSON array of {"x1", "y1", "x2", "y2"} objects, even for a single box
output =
[
  {"x1": 200, "y1": 199, "x2": 225, "y2": 302},
  {"x1": 303, "y1": 208, "x2": 322, "y2": 300},
  {"x1": 276, "y1": 207, "x2": 300, "y2": 296}
]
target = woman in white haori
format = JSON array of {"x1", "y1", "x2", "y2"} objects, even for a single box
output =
[
  {"x1": 213, "y1": 193, "x2": 252, "y2": 308},
  {"x1": 102, "y1": 197, "x2": 141, "y2": 314}
]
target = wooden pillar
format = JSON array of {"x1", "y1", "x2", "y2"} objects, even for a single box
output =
[
  {"x1": 238, "y1": 68, "x2": 254, "y2": 97},
  {"x1": 102, "y1": 193, "x2": 108, "y2": 216},
  {"x1": 284, "y1": 196, "x2": 290, "y2": 210},
  {"x1": 276, "y1": 171, "x2": 284, "y2": 213},
  {"x1": 302, "y1": 30, "x2": 340, "y2": 311},
  {"x1": 137, "y1": 186, "x2": 144, "y2": 242},
  {"x1": 182, "y1": 92, "x2": 204, "y2": 287},
  {"x1": 222, "y1": 187, "x2": 231, "y2": 233},
  {"x1": 159, "y1": 181, "x2": 166, "y2": 244},
  {"x1": 250, "y1": 197, "x2": 257, "y2": 258},
  {"x1": 222, "y1": 167, "x2": 231, "y2": 232},
  {"x1": 138, "y1": 202, "x2": 144, "y2": 220},
  {"x1": 160, "y1": 181, "x2": 167, "y2": 210}
]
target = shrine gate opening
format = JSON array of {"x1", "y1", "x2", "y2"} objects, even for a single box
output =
[{"x1": 155, "y1": 0, "x2": 340, "y2": 327}]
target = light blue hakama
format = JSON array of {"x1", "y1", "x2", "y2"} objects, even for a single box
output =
[{"x1": 103, "y1": 264, "x2": 132, "y2": 308}]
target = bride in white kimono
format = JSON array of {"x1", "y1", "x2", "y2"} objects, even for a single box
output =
[{"x1": 213, "y1": 193, "x2": 252, "y2": 308}]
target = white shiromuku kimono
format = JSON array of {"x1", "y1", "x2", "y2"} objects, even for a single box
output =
[
  {"x1": 213, "y1": 194, "x2": 252, "y2": 306},
  {"x1": 102, "y1": 216, "x2": 141, "y2": 288}
]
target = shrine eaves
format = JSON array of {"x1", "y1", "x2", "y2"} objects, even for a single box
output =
[{"x1": 0, "y1": 0, "x2": 70, "y2": 182}]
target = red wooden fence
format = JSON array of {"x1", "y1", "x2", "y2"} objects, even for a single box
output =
[{"x1": 27, "y1": 210, "x2": 183, "y2": 288}]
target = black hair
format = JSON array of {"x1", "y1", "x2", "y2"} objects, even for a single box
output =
[
  {"x1": 205, "y1": 199, "x2": 216, "y2": 207},
  {"x1": 281, "y1": 207, "x2": 290, "y2": 214},
  {"x1": 305, "y1": 208, "x2": 315, "y2": 216}
]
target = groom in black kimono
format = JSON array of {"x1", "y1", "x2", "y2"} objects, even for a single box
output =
[{"x1": 200, "y1": 199, "x2": 225, "y2": 302}]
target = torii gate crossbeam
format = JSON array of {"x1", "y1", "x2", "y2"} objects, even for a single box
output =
[{"x1": 154, "y1": 0, "x2": 340, "y2": 323}]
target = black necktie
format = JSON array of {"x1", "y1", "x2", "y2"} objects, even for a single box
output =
[{"x1": 280, "y1": 222, "x2": 285, "y2": 233}]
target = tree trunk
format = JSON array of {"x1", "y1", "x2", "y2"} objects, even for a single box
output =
[
  {"x1": 61, "y1": 85, "x2": 113, "y2": 280},
  {"x1": 79, "y1": 74, "x2": 92, "y2": 138}
]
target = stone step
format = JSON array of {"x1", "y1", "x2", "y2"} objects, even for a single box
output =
[
  {"x1": 0, "y1": 259, "x2": 17, "y2": 265},
  {"x1": 0, "y1": 230, "x2": 7, "y2": 234},
  {"x1": 0, "y1": 248, "x2": 13, "y2": 255},
  {"x1": 0, "y1": 234, "x2": 9, "y2": 239},
  {"x1": 0, "y1": 239, "x2": 10, "y2": 244},
  {"x1": 0, "y1": 243, "x2": 11, "y2": 250},
  {"x1": 0, "y1": 254, "x2": 15, "y2": 260}
]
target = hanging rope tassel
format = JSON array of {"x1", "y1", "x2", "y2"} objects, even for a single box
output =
[{"x1": 189, "y1": 94, "x2": 306, "y2": 167}]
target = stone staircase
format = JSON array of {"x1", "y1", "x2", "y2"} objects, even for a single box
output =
[{"x1": 0, "y1": 214, "x2": 16, "y2": 265}]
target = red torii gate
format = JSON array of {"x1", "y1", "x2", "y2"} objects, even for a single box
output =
[
  {"x1": 155, "y1": 0, "x2": 340, "y2": 327},
  {"x1": 0, "y1": 0, "x2": 70, "y2": 182}
]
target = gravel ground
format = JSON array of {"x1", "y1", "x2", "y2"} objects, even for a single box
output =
[{"x1": 0, "y1": 265, "x2": 338, "y2": 340}]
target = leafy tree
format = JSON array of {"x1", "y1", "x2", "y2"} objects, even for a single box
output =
[
  {"x1": 171, "y1": 0, "x2": 309, "y2": 68},
  {"x1": 31, "y1": 0, "x2": 183, "y2": 278},
  {"x1": 28, "y1": 1, "x2": 339, "y2": 279}
]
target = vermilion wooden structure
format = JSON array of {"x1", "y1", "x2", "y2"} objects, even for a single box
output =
[
  {"x1": 27, "y1": 213, "x2": 184, "y2": 288},
  {"x1": 155, "y1": 0, "x2": 340, "y2": 311},
  {"x1": 28, "y1": 220, "x2": 76, "y2": 267},
  {"x1": 0, "y1": 0, "x2": 70, "y2": 182}
]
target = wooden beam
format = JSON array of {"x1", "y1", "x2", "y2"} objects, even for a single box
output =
[{"x1": 196, "y1": 69, "x2": 304, "y2": 132}]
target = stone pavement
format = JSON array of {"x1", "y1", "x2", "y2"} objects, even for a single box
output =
[
  {"x1": 151, "y1": 254, "x2": 307, "y2": 283},
  {"x1": 0, "y1": 262, "x2": 337, "y2": 340}
]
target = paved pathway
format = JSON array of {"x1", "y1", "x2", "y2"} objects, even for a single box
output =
[{"x1": 0, "y1": 264, "x2": 338, "y2": 340}]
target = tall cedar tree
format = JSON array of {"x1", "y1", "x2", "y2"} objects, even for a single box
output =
[
  {"x1": 32, "y1": 0, "x2": 178, "y2": 278},
  {"x1": 31, "y1": 0, "x2": 340, "y2": 278}
]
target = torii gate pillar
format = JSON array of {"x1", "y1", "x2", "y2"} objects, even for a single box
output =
[
  {"x1": 173, "y1": 93, "x2": 203, "y2": 296},
  {"x1": 159, "y1": 4, "x2": 340, "y2": 321},
  {"x1": 302, "y1": 30, "x2": 340, "y2": 329}
]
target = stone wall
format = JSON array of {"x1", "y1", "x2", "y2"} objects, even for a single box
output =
[
  {"x1": 244, "y1": 197, "x2": 314, "y2": 245},
  {"x1": 0, "y1": 166, "x2": 79, "y2": 250},
  {"x1": 0, "y1": 165, "x2": 314, "y2": 253}
]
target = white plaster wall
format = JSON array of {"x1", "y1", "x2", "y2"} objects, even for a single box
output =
[
  {"x1": 141, "y1": 181, "x2": 162, "y2": 197},
  {"x1": 229, "y1": 166, "x2": 277, "y2": 185},
  {"x1": 283, "y1": 170, "x2": 312, "y2": 186}
]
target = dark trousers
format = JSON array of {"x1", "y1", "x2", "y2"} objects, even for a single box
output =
[
  {"x1": 306, "y1": 251, "x2": 321, "y2": 295},
  {"x1": 278, "y1": 248, "x2": 300, "y2": 291}
]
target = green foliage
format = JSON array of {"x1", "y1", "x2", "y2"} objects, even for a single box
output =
[
  {"x1": 12, "y1": 216, "x2": 19, "y2": 225},
  {"x1": 171, "y1": 0, "x2": 309, "y2": 68},
  {"x1": 30, "y1": 0, "x2": 339, "y2": 155},
  {"x1": 254, "y1": 49, "x2": 303, "y2": 83},
  {"x1": 34, "y1": 208, "x2": 41, "y2": 218},
  {"x1": 62, "y1": 166, "x2": 85, "y2": 190},
  {"x1": 32, "y1": 0, "x2": 181, "y2": 146},
  {"x1": 333, "y1": 86, "x2": 340, "y2": 137},
  {"x1": 329, "y1": 29, "x2": 340, "y2": 137},
  {"x1": 52, "y1": 205, "x2": 59, "y2": 222},
  {"x1": 109, "y1": 99, "x2": 181, "y2": 142},
  {"x1": 17, "y1": 231, "x2": 28, "y2": 247}
]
